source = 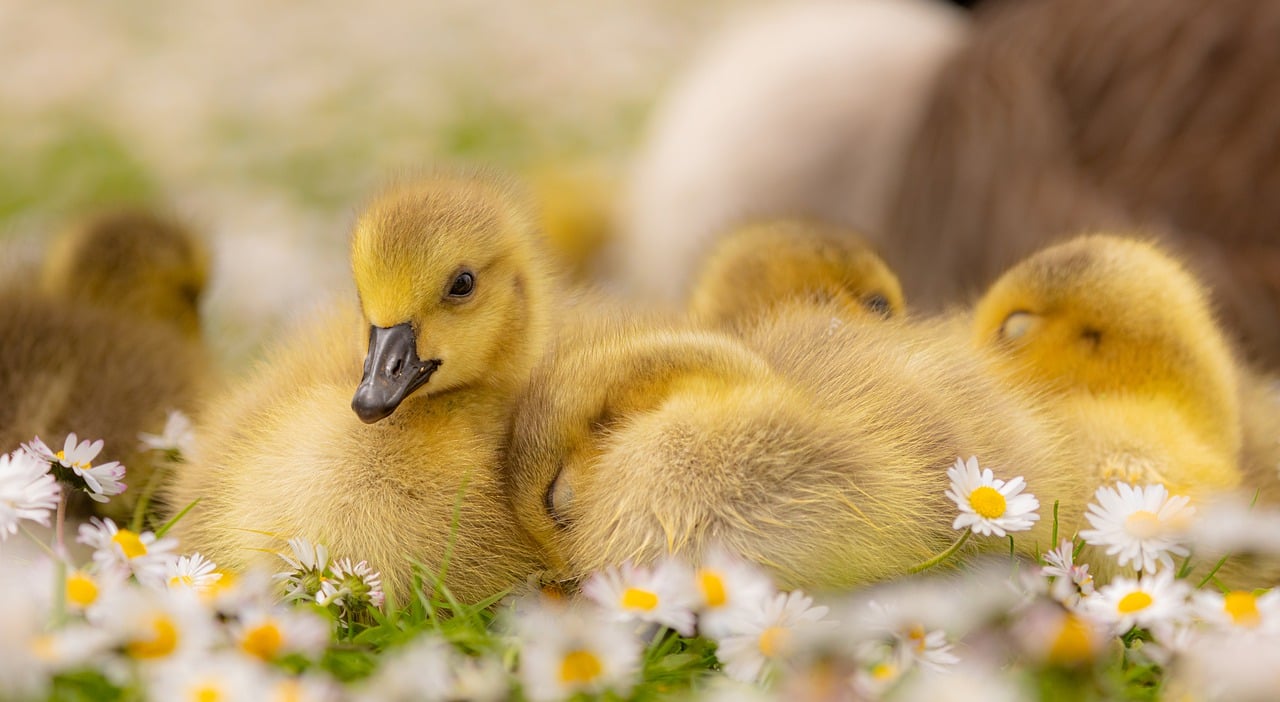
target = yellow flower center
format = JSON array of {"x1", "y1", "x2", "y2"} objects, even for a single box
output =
[
  {"x1": 54, "y1": 450, "x2": 89, "y2": 470},
  {"x1": 968, "y1": 486, "x2": 1006, "y2": 519},
  {"x1": 113, "y1": 530, "x2": 148, "y2": 559},
  {"x1": 170, "y1": 575, "x2": 195, "y2": 589},
  {"x1": 559, "y1": 649, "x2": 603, "y2": 685},
  {"x1": 192, "y1": 684, "x2": 222, "y2": 702},
  {"x1": 1047, "y1": 613, "x2": 1095, "y2": 665},
  {"x1": 870, "y1": 662, "x2": 898, "y2": 681},
  {"x1": 621, "y1": 587, "x2": 659, "y2": 611},
  {"x1": 1117, "y1": 591, "x2": 1153, "y2": 614},
  {"x1": 1224, "y1": 591, "x2": 1261, "y2": 627},
  {"x1": 758, "y1": 625, "x2": 791, "y2": 659},
  {"x1": 66, "y1": 571, "x2": 99, "y2": 608},
  {"x1": 127, "y1": 614, "x2": 179, "y2": 659},
  {"x1": 1124, "y1": 510, "x2": 1162, "y2": 539},
  {"x1": 275, "y1": 680, "x2": 303, "y2": 702},
  {"x1": 907, "y1": 624, "x2": 928, "y2": 652},
  {"x1": 699, "y1": 570, "x2": 727, "y2": 608},
  {"x1": 241, "y1": 621, "x2": 283, "y2": 661},
  {"x1": 29, "y1": 634, "x2": 57, "y2": 662}
]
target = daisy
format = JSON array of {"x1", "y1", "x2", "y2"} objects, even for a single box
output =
[
  {"x1": 1188, "y1": 494, "x2": 1280, "y2": 557},
  {"x1": 516, "y1": 600, "x2": 642, "y2": 702},
  {"x1": 24, "y1": 434, "x2": 126, "y2": 503},
  {"x1": 944, "y1": 456, "x2": 1040, "y2": 537},
  {"x1": 167, "y1": 553, "x2": 222, "y2": 593},
  {"x1": 1011, "y1": 601, "x2": 1106, "y2": 667},
  {"x1": 1079, "y1": 483, "x2": 1194, "y2": 573},
  {"x1": 715, "y1": 590, "x2": 833, "y2": 684},
  {"x1": 0, "y1": 448, "x2": 60, "y2": 539},
  {"x1": 275, "y1": 537, "x2": 330, "y2": 603},
  {"x1": 0, "y1": 569, "x2": 54, "y2": 699},
  {"x1": 317, "y1": 557, "x2": 385, "y2": 625},
  {"x1": 77, "y1": 517, "x2": 178, "y2": 587},
  {"x1": 1192, "y1": 589, "x2": 1280, "y2": 631},
  {"x1": 91, "y1": 586, "x2": 216, "y2": 664},
  {"x1": 268, "y1": 673, "x2": 344, "y2": 702},
  {"x1": 1041, "y1": 539, "x2": 1095, "y2": 605},
  {"x1": 148, "y1": 651, "x2": 270, "y2": 702},
  {"x1": 858, "y1": 600, "x2": 959, "y2": 672},
  {"x1": 581, "y1": 558, "x2": 698, "y2": 636},
  {"x1": 1084, "y1": 571, "x2": 1190, "y2": 636},
  {"x1": 353, "y1": 635, "x2": 453, "y2": 702},
  {"x1": 693, "y1": 547, "x2": 777, "y2": 638},
  {"x1": 138, "y1": 409, "x2": 196, "y2": 457},
  {"x1": 232, "y1": 605, "x2": 330, "y2": 662},
  {"x1": 64, "y1": 567, "x2": 126, "y2": 615}
]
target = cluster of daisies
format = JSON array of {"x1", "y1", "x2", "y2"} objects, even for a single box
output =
[{"x1": 7, "y1": 426, "x2": 1280, "y2": 702}]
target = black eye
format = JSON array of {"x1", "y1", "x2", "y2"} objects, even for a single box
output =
[
  {"x1": 862, "y1": 293, "x2": 892, "y2": 317},
  {"x1": 448, "y1": 271, "x2": 474, "y2": 298}
]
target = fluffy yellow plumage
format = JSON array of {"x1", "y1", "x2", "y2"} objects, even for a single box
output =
[
  {"x1": 972, "y1": 235, "x2": 1242, "y2": 496},
  {"x1": 688, "y1": 219, "x2": 905, "y2": 331},
  {"x1": 166, "y1": 173, "x2": 552, "y2": 604}
]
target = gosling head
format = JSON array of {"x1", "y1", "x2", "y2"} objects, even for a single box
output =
[
  {"x1": 349, "y1": 173, "x2": 550, "y2": 423},
  {"x1": 41, "y1": 208, "x2": 208, "y2": 337},
  {"x1": 972, "y1": 234, "x2": 1235, "y2": 397},
  {"x1": 688, "y1": 219, "x2": 904, "y2": 330}
]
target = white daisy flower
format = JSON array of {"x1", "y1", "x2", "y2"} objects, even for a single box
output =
[
  {"x1": 892, "y1": 663, "x2": 1031, "y2": 702},
  {"x1": 268, "y1": 673, "x2": 344, "y2": 702},
  {"x1": 1167, "y1": 628, "x2": 1280, "y2": 702},
  {"x1": 715, "y1": 590, "x2": 834, "y2": 684},
  {"x1": 693, "y1": 548, "x2": 777, "y2": 639},
  {"x1": 451, "y1": 655, "x2": 510, "y2": 702},
  {"x1": 317, "y1": 557, "x2": 385, "y2": 625},
  {"x1": 1188, "y1": 494, "x2": 1280, "y2": 557},
  {"x1": 232, "y1": 605, "x2": 330, "y2": 662},
  {"x1": 1084, "y1": 571, "x2": 1190, "y2": 636},
  {"x1": 1011, "y1": 601, "x2": 1107, "y2": 667},
  {"x1": 858, "y1": 600, "x2": 959, "y2": 673},
  {"x1": 1079, "y1": 483, "x2": 1194, "y2": 574},
  {"x1": 148, "y1": 651, "x2": 270, "y2": 702},
  {"x1": 516, "y1": 600, "x2": 641, "y2": 702},
  {"x1": 29, "y1": 624, "x2": 115, "y2": 673},
  {"x1": 0, "y1": 448, "x2": 60, "y2": 539},
  {"x1": 64, "y1": 567, "x2": 126, "y2": 615},
  {"x1": 944, "y1": 456, "x2": 1040, "y2": 537},
  {"x1": 1041, "y1": 539, "x2": 1095, "y2": 605},
  {"x1": 92, "y1": 585, "x2": 216, "y2": 664},
  {"x1": 138, "y1": 409, "x2": 196, "y2": 457},
  {"x1": 275, "y1": 537, "x2": 330, "y2": 603},
  {"x1": 581, "y1": 559, "x2": 698, "y2": 636},
  {"x1": 353, "y1": 635, "x2": 453, "y2": 702},
  {"x1": 0, "y1": 568, "x2": 55, "y2": 699},
  {"x1": 77, "y1": 517, "x2": 178, "y2": 587},
  {"x1": 24, "y1": 434, "x2": 126, "y2": 503},
  {"x1": 1192, "y1": 589, "x2": 1280, "y2": 631},
  {"x1": 167, "y1": 553, "x2": 222, "y2": 593}
]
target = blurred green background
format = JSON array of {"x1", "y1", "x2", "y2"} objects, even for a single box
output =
[{"x1": 0, "y1": 0, "x2": 757, "y2": 368}]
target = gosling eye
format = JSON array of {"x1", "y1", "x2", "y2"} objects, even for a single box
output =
[
  {"x1": 447, "y1": 271, "x2": 475, "y2": 298},
  {"x1": 861, "y1": 293, "x2": 892, "y2": 318},
  {"x1": 544, "y1": 466, "x2": 573, "y2": 529},
  {"x1": 1000, "y1": 310, "x2": 1038, "y2": 341}
]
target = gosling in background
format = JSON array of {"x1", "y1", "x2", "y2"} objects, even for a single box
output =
[{"x1": 1, "y1": 208, "x2": 209, "y2": 522}]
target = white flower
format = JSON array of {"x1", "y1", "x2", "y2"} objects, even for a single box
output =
[
  {"x1": 1188, "y1": 494, "x2": 1280, "y2": 556},
  {"x1": 1079, "y1": 483, "x2": 1194, "y2": 574},
  {"x1": 1011, "y1": 601, "x2": 1107, "y2": 667},
  {"x1": 232, "y1": 605, "x2": 330, "y2": 662},
  {"x1": 692, "y1": 548, "x2": 776, "y2": 639},
  {"x1": 355, "y1": 635, "x2": 453, "y2": 702},
  {"x1": 1041, "y1": 539, "x2": 1095, "y2": 605},
  {"x1": 148, "y1": 651, "x2": 270, "y2": 702},
  {"x1": 0, "y1": 567, "x2": 55, "y2": 699},
  {"x1": 715, "y1": 590, "x2": 833, "y2": 684},
  {"x1": 268, "y1": 673, "x2": 344, "y2": 702},
  {"x1": 1167, "y1": 628, "x2": 1280, "y2": 702},
  {"x1": 77, "y1": 517, "x2": 178, "y2": 587},
  {"x1": 944, "y1": 456, "x2": 1040, "y2": 537},
  {"x1": 1084, "y1": 572, "x2": 1190, "y2": 636},
  {"x1": 92, "y1": 585, "x2": 217, "y2": 663},
  {"x1": 138, "y1": 409, "x2": 196, "y2": 458},
  {"x1": 317, "y1": 557, "x2": 385, "y2": 623},
  {"x1": 581, "y1": 559, "x2": 698, "y2": 636},
  {"x1": 167, "y1": 553, "x2": 222, "y2": 593},
  {"x1": 24, "y1": 434, "x2": 126, "y2": 502},
  {"x1": 64, "y1": 568, "x2": 126, "y2": 615},
  {"x1": 0, "y1": 448, "x2": 60, "y2": 539},
  {"x1": 892, "y1": 663, "x2": 1031, "y2": 702},
  {"x1": 858, "y1": 600, "x2": 959, "y2": 673},
  {"x1": 516, "y1": 600, "x2": 642, "y2": 702},
  {"x1": 1192, "y1": 589, "x2": 1280, "y2": 631},
  {"x1": 274, "y1": 537, "x2": 330, "y2": 603}
]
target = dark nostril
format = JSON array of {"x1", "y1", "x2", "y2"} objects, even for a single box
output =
[{"x1": 387, "y1": 356, "x2": 404, "y2": 377}]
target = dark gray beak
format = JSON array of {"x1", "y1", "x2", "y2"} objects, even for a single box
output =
[{"x1": 351, "y1": 323, "x2": 440, "y2": 423}]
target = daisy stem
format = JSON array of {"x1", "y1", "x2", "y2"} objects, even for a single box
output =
[
  {"x1": 18, "y1": 523, "x2": 59, "y2": 560},
  {"x1": 129, "y1": 459, "x2": 171, "y2": 533},
  {"x1": 54, "y1": 492, "x2": 67, "y2": 559},
  {"x1": 906, "y1": 530, "x2": 972, "y2": 574}
]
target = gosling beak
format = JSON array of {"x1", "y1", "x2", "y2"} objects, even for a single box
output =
[{"x1": 352, "y1": 323, "x2": 441, "y2": 423}]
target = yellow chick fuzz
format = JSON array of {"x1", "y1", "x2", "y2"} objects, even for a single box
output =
[
  {"x1": 166, "y1": 172, "x2": 554, "y2": 604},
  {"x1": 972, "y1": 234, "x2": 1242, "y2": 496},
  {"x1": 688, "y1": 219, "x2": 905, "y2": 332}
]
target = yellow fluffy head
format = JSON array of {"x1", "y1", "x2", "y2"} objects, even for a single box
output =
[
  {"x1": 40, "y1": 209, "x2": 208, "y2": 337},
  {"x1": 972, "y1": 234, "x2": 1240, "y2": 450},
  {"x1": 350, "y1": 172, "x2": 551, "y2": 397},
  {"x1": 688, "y1": 219, "x2": 904, "y2": 330}
]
